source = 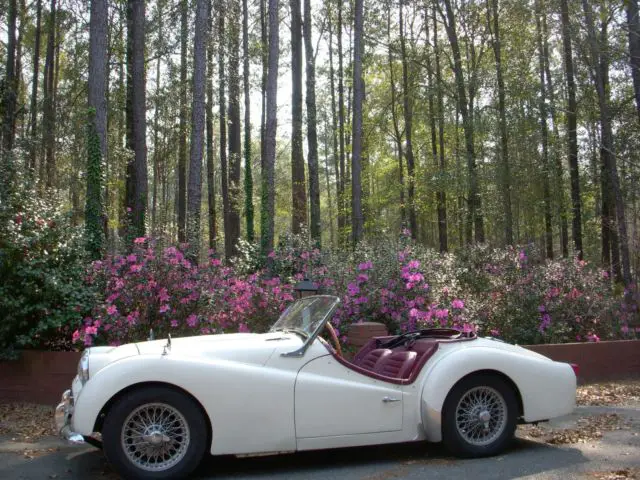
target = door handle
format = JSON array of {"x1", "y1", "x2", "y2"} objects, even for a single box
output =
[{"x1": 382, "y1": 396, "x2": 400, "y2": 403}]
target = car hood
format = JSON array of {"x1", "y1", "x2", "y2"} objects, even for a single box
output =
[{"x1": 87, "y1": 332, "x2": 303, "y2": 376}]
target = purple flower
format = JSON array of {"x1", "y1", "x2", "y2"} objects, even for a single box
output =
[
  {"x1": 347, "y1": 283, "x2": 360, "y2": 297},
  {"x1": 358, "y1": 261, "x2": 373, "y2": 271},
  {"x1": 186, "y1": 314, "x2": 198, "y2": 328},
  {"x1": 452, "y1": 299, "x2": 464, "y2": 309}
]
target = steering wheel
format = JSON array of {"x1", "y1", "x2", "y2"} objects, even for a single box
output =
[{"x1": 324, "y1": 322, "x2": 343, "y2": 358}]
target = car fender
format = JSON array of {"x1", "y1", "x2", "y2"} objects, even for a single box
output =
[
  {"x1": 72, "y1": 354, "x2": 298, "y2": 455},
  {"x1": 419, "y1": 346, "x2": 576, "y2": 442}
]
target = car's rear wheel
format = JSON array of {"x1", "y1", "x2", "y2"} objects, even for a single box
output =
[
  {"x1": 102, "y1": 386, "x2": 208, "y2": 479},
  {"x1": 442, "y1": 374, "x2": 518, "y2": 458}
]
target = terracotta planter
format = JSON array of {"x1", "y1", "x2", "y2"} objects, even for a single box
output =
[{"x1": 0, "y1": 350, "x2": 81, "y2": 405}]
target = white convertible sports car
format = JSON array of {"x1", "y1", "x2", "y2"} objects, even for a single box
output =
[{"x1": 55, "y1": 295, "x2": 577, "y2": 479}]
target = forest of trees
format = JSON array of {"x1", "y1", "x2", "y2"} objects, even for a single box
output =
[{"x1": 1, "y1": 0, "x2": 640, "y2": 284}]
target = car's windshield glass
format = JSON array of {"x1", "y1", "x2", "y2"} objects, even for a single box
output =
[{"x1": 270, "y1": 296, "x2": 339, "y2": 338}]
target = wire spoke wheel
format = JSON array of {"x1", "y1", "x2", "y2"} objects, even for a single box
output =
[
  {"x1": 121, "y1": 402, "x2": 191, "y2": 472},
  {"x1": 454, "y1": 386, "x2": 507, "y2": 447}
]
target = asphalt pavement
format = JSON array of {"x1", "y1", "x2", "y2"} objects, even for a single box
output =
[{"x1": 1, "y1": 405, "x2": 638, "y2": 480}]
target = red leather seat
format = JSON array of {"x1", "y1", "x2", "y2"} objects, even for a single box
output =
[
  {"x1": 375, "y1": 351, "x2": 418, "y2": 379},
  {"x1": 358, "y1": 348, "x2": 392, "y2": 372}
]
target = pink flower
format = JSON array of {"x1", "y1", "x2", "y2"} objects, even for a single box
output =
[
  {"x1": 490, "y1": 329, "x2": 500, "y2": 337},
  {"x1": 159, "y1": 304, "x2": 170, "y2": 314},
  {"x1": 130, "y1": 264, "x2": 142, "y2": 273},
  {"x1": 452, "y1": 299, "x2": 464, "y2": 309},
  {"x1": 357, "y1": 273, "x2": 369, "y2": 283},
  {"x1": 210, "y1": 258, "x2": 222, "y2": 267},
  {"x1": 238, "y1": 323, "x2": 250, "y2": 333},
  {"x1": 358, "y1": 261, "x2": 373, "y2": 271},
  {"x1": 170, "y1": 319, "x2": 179, "y2": 328},
  {"x1": 347, "y1": 283, "x2": 360, "y2": 297},
  {"x1": 134, "y1": 237, "x2": 146, "y2": 244},
  {"x1": 158, "y1": 288, "x2": 170, "y2": 303},
  {"x1": 72, "y1": 330, "x2": 80, "y2": 343},
  {"x1": 107, "y1": 305, "x2": 118, "y2": 316},
  {"x1": 186, "y1": 314, "x2": 198, "y2": 327},
  {"x1": 407, "y1": 260, "x2": 420, "y2": 270},
  {"x1": 85, "y1": 326, "x2": 98, "y2": 335},
  {"x1": 268, "y1": 251, "x2": 276, "y2": 258},
  {"x1": 126, "y1": 254, "x2": 137, "y2": 263},
  {"x1": 435, "y1": 309, "x2": 449, "y2": 319},
  {"x1": 587, "y1": 333, "x2": 600, "y2": 342},
  {"x1": 84, "y1": 335, "x2": 93, "y2": 347}
]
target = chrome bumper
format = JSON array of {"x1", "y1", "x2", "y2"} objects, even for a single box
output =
[{"x1": 54, "y1": 389, "x2": 85, "y2": 444}]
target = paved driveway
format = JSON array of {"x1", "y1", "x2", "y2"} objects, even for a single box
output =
[{"x1": 1, "y1": 405, "x2": 638, "y2": 480}]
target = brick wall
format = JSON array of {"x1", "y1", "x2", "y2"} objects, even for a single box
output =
[
  {"x1": 0, "y1": 351, "x2": 81, "y2": 405},
  {"x1": 524, "y1": 340, "x2": 640, "y2": 383}
]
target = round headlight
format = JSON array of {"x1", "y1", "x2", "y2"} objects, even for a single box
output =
[{"x1": 78, "y1": 351, "x2": 90, "y2": 384}]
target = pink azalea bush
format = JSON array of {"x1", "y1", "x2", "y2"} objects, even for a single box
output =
[
  {"x1": 75, "y1": 240, "x2": 295, "y2": 347},
  {"x1": 73, "y1": 232, "x2": 636, "y2": 348}
]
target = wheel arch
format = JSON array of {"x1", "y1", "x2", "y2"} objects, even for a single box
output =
[
  {"x1": 444, "y1": 369, "x2": 524, "y2": 418},
  {"x1": 92, "y1": 381, "x2": 213, "y2": 446}
]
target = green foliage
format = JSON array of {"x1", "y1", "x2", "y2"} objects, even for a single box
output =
[
  {"x1": 85, "y1": 108, "x2": 105, "y2": 260},
  {"x1": 0, "y1": 169, "x2": 97, "y2": 358}
]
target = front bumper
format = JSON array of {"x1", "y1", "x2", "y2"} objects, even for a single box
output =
[{"x1": 54, "y1": 389, "x2": 85, "y2": 444}]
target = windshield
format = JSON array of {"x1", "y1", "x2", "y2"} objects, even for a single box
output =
[{"x1": 270, "y1": 296, "x2": 339, "y2": 339}]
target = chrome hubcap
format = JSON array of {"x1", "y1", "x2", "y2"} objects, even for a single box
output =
[
  {"x1": 121, "y1": 403, "x2": 190, "y2": 472},
  {"x1": 455, "y1": 386, "x2": 507, "y2": 446}
]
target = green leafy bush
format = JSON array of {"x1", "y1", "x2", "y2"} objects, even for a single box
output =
[{"x1": 0, "y1": 173, "x2": 97, "y2": 358}]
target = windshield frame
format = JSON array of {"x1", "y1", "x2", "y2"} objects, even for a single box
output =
[{"x1": 270, "y1": 295, "x2": 340, "y2": 358}]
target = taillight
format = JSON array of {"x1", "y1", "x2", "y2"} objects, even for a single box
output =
[{"x1": 570, "y1": 363, "x2": 580, "y2": 377}]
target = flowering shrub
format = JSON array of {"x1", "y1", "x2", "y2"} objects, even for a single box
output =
[
  {"x1": 75, "y1": 241, "x2": 296, "y2": 346},
  {"x1": 72, "y1": 230, "x2": 635, "y2": 348},
  {"x1": 0, "y1": 175, "x2": 96, "y2": 358}
]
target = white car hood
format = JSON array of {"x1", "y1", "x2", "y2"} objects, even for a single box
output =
[{"x1": 87, "y1": 331, "x2": 303, "y2": 376}]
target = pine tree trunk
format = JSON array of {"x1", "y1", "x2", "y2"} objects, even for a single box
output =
[
  {"x1": 86, "y1": 0, "x2": 108, "y2": 259},
  {"x1": 627, "y1": 0, "x2": 640, "y2": 122},
  {"x1": 124, "y1": 0, "x2": 147, "y2": 240},
  {"x1": 440, "y1": 0, "x2": 484, "y2": 243},
  {"x1": 227, "y1": 0, "x2": 242, "y2": 257},
  {"x1": 177, "y1": 0, "x2": 188, "y2": 242},
  {"x1": 28, "y1": 0, "x2": 42, "y2": 172},
  {"x1": 560, "y1": 0, "x2": 583, "y2": 258},
  {"x1": 242, "y1": 0, "x2": 254, "y2": 242},
  {"x1": 151, "y1": 1, "x2": 163, "y2": 236},
  {"x1": 542, "y1": 6, "x2": 568, "y2": 258},
  {"x1": 425, "y1": 4, "x2": 446, "y2": 252},
  {"x1": 328, "y1": 5, "x2": 343, "y2": 243},
  {"x1": 206, "y1": 0, "x2": 217, "y2": 251},
  {"x1": 2, "y1": 0, "x2": 17, "y2": 152},
  {"x1": 387, "y1": 6, "x2": 405, "y2": 227},
  {"x1": 290, "y1": 0, "x2": 307, "y2": 234},
  {"x1": 535, "y1": 0, "x2": 554, "y2": 259},
  {"x1": 304, "y1": 0, "x2": 321, "y2": 244},
  {"x1": 487, "y1": 0, "x2": 512, "y2": 246},
  {"x1": 260, "y1": 0, "x2": 267, "y2": 167},
  {"x1": 399, "y1": 1, "x2": 417, "y2": 239},
  {"x1": 42, "y1": 0, "x2": 57, "y2": 187},
  {"x1": 337, "y1": 0, "x2": 347, "y2": 244},
  {"x1": 260, "y1": 0, "x2": 279, "y2": 255},
  {"x1": 218, "y1": 0, "x2": 230, "y2": 257},
  {"x1": 186, "y1": 0, "x2": 208, "y2": 259},
  {"x1": 351, "y1": 0, "x2": 364, "y2": 245},
  {"x1": 582, "y1": 0, "x2": 631, "y2": 285}
]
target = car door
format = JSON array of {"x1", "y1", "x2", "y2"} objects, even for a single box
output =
[{"x1": 294, "y1": 353, "x2": 404, "y2": 438}]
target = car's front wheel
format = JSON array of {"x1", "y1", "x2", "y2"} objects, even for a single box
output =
[
  {"x1": 442, "y1": 374, "x2": 518, "y2": 458},
  {"x1": 102, "y1": 386, "x2": 208, "y2": 479}
]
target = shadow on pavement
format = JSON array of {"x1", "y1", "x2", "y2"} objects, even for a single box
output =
[{"x1": 0, "y1": 437, "x2": 590, "y2": 480}]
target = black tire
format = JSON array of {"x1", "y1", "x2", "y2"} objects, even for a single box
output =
[
  {"x1": 102, "y1": 386, "x2": 208, "y2": 480},
  {"x1": 442, "y1": 374, "x2": 518, "y2": 458}
]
